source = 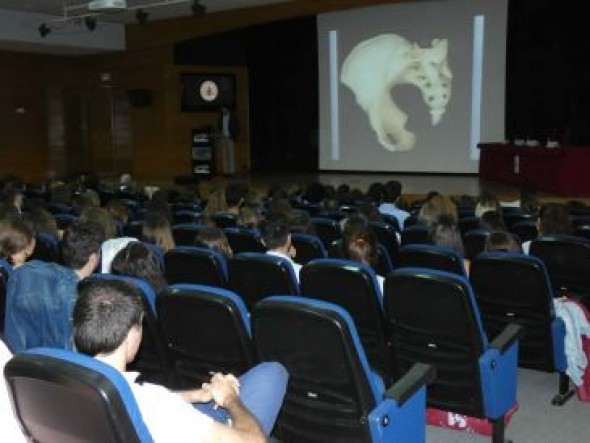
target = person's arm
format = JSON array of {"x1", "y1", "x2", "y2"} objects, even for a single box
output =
[{"x1": 205, "y1": 373, "x2": 266, "y2": 443}]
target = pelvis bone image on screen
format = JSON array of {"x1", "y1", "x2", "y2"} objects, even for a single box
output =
[{"x1": 341, "y1": 34, "x2": 452, "y2": 151}]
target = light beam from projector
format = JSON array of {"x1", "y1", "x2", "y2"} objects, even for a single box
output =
[
  {"x1": 340, "y1": 34, "x2": 452, "y2": 152},
  {"x1": 470, "y1": 15, "x2": 485, "y2": 160},
  {"x1": 329, "y1": 30, "x2": 340, "y2": 161}
]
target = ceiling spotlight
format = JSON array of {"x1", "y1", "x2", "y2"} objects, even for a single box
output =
[
  {"x1": 191, "y1": 0, "x2": 206, "y2": 16},
  {"x1": 85, "y1": 16, "x2": 97, "y2": 32},
  {"x1": 39, "y1": 23, "x2": 51, "y2": 38},
  {"x1": 136, "y1": 9, "x2": 149, "y2": 25}
]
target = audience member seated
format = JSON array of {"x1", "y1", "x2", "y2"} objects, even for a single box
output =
[
  {"x1": 111, "y1": 242, "x2": 168, "y2": 297},
  {"x1": 522, "y1": 202, "x2": 572, "y2": 254},
  {"x1": 479, "y1": 210, "x2": 507, "y2": 231},
  {"x1": 101, "y1": 237, "x2": 138, "y2": 273},
  {"x1": 105, "y1": 199, "x2": 131, "y2": 227},
  {"x1": 143, "y1": 213, "x2": 176, "y2": 252},
  {"x1": 238, "y1": 206, "x2": 262, "y2": 232},
  {"x1": 145, "y1": 189, "x2": 173, "y2": 223},
  {"x1": 0, "y1": 339, "x2": 26, "y2": 442},
  {"x1": 259, "y1": 216, "x2": 302, "y2": 282},
  {"x1": 4, "y1": 221, "x2": 104, "y2": 352},
  {"x1": 432, "y1": 215, "x2": 470, "y2": 274},
  {"x1": 0, "y1": 216, "x2": 35, "y2": 268},
  {"x1": 79, "y1": 206, "x2": 118, "y2": 240},
  {"x1": 377, "y1": 180, "x2": 410, "y2": 229},
  {"x1": 225, "y1": 182, "x2": 249, "y2": 216},
  {"x1": 346, "y1": 225, "x2": 385, "y2": 294},
  {"x1": 25, "y1": 208, "x2": 61, "y2": 241},
  {"x1": 484, "y1": 231, "x2": 523, "y2": 253},
  {"x1": 195, "y1": 226, "x2": 234, "y2": 259},
  {"x1": 73, "y1": 278, "x2": 288, "y2": 441},
  {"x1": 475, "y1": 191, "x2": 502, "y2": 218}
]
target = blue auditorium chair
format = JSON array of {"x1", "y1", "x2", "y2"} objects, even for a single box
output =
[
  {"x1": 156, "y1": 284, "x2": 254, "y2": 389},
  {"x1": 384, "y1": 268, "x2": 522, "y2": 443},
  {"x1": 289, "y1": 232, "x2": 327, "y2": 265},
  {"x1": 253, "y1": 296, "x2": 435, "y2": 443},
  {"x1": 300, "y1": 258, "x2": 392, "y2": 382},
  {"x1": 395, "y1": 243, "x2": 467, "y2": 276},
  {"x1": 227, "y1": 252, "x2": 299, "y2": 310},
  {"x1": 164, "y1": 246, "x2": 228, "y2": 288},
  {"x1": 4, "y1": 347, "x2": 153, "y2": 442},
  {"x1": 470, "y1": 252, "x2": 572, "y2": 405}
]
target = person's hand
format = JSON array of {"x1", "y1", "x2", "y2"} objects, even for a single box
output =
[{"x1": 208, "y1": 372, "x2": 241, "y2": 408}]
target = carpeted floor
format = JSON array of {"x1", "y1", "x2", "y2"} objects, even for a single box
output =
[{"x1": 427, "y1": 368, "x2": 589, "y2": 443}]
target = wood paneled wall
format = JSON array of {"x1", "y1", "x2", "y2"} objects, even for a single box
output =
[{"x1": 0, "y1": 0, "x2": 394, "y2": 183}]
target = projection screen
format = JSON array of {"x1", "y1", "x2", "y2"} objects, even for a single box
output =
[{"x1": 317, "y1": 0, "x2": 508, "y2": 173}]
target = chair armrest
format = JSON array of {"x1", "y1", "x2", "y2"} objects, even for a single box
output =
[
  {"x1": 489, "y1": 323, "x2": 524, "y2": 354},
  {"x1": 385, "y1": 363, "x2": 436, "y2": 407}
]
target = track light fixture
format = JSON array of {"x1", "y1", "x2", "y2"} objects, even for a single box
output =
[
  {"x1": 191, "y1": 0, "x2": 206, "y2": 16},
  {"x1": 136, "y1": 8, "x2": 149, "y2": 25},
  {"x1": 38, "y1": 23, "x2": 51, "y2": 38},
  {"x1": 84, "y1": 16, "x2": 97, "y2": 31}
]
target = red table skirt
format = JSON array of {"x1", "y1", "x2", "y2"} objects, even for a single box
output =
[{"x1": 478, "y1": 143, "x2": 590, "y2": 197}]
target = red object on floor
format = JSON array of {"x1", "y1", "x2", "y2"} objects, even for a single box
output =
[{"x1": 426, "y1": 404, "x2": 518, "y2": 436}]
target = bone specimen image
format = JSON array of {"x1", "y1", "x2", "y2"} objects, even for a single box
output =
[{"x1": 341, "y1": 34, "x2": 452, "y2": 151}]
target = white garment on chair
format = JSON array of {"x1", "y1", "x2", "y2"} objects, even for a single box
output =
[{"x1": 554, "y1": 298, "x2": 590, "y2": 386}]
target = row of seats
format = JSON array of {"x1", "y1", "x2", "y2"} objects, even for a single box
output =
[{"x1": 102, "y1": 261, "x2": 523, "y2": 443}]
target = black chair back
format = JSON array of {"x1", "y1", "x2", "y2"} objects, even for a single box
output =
[
  {"x1": 224, "y1": 227, "x2": 266, "y2": 254},
  {"x1": 300, "y1": 259, "x2": 392, "y2": 382},
  {"x1": 470, "y1": 252, "x2": 558, "y2": 371},
  {"x1": 369, "y1": 221, "x2": 400, "y2": 262},
  {"x1": 253, "y1": 296, "x2": 379, "y2": 443},
  {"x1": 157, "y1": 284, "x2": 254, "y2": 388},
  {"x1": 530, "y1": 234, "x2": 590, "y2": 301},
  {"x1": 164, "y1": 246, "x2": 227, "y2": 288},
  {"x1": 228, "y1": 252, "x2": 298, "y2": 309},
  {"x1": 4, "y1": 348, "x2": 153, "y2": 443},
  {"x1": 171, "y1": 223, "x2": 205, "y2": 246},
  {"x1": 395, "y1": 244, "x2": 466, "y2": 276},
  {"x1": 384, "y1": 268, "x2": 486, "y2": 417},
  {"x1": 400, "y1": 225, "x2": 432, "y2": 246},
  {"x1": 290, "y1": 232, "x2": 327, "y2": 265},
  {"x1": 311, "y1": 217, "x2": 342, "y2": 249}
]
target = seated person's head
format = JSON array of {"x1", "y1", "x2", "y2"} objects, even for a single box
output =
[
  {"x1": 195, "y1": 226, "x2": 233, "y2": 258},
  {"x1": 238, "y1": 206, "x2": 262, "y2": 230},
  {"x1": 538, "y1": 202, "x2": 571, "y2": 235},
  {"x1": 259, "y1": 216, "x2": 291, "y2": 252},
  {"x1": 225, "y1": 182, "x2": 249, "y2": 210},
  {"x1": 79, "y1": 206, "x2": 117, "y2": 240},
  {"x1": 25, "y1": 208, "x2": 60, "y2": 240},
  {"x1": 61, "y1": 221, "x2": 105, "y2": 273},
  {"x1": 484, "y1": 231, "x2": 522, "y2": 253},
  {"x1": 479, "y1": 211, "x2": 506, "y2": 231},
  {"x1": 341, "y1": 213, "x2": 368, "y2": 240},
  {"x1": 346, "y1": 227, "x2": 378, "y2": 267},
  {"x1": 382, "y1": 180, "x2": 402, "y2": 203},
  {"x1": 111, "y1": 242, "x2": 167, "y2": 295},
  {"x1": 105, "y1": 199, "x2": 130, "y2": 225},
  {"x1": 0, "y1": 216, "x2": 35, "y2": 267},
  {"x1": 475, "y1": 192, "x2": 501, "y2": 218},
  {"x1": 142, "y1": 214, "x2": 175, "y2": 252},
  {"x1": 432, "y1": 215, "x2": 465, "y2": 256},
  {"x1": 73, "y1": 278, "x2": 144, "y2": 358}
]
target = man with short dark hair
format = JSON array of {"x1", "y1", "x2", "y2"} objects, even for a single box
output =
[
  {"x1": 259, "y1": 216, "x2": 302, "y2": 282},
  {"x1": 74, "y1": 278, "x2": 287, "y2": 442},
  {"x1": 4, "y1": 221, "x2": 104, "y2": 352},
  {"x1": 378, "y1": 180, "x2": 410, "y2": 229},
  {"x1": 224, "y1": 182, "x2": 248, "y2": 216}
]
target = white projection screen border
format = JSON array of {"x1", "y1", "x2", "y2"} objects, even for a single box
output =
[{"x1": 318, "y1": 0, "x2": 508, "y2": 173}]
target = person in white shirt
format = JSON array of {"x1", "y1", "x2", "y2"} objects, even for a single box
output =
[
  {"x1": 377, "y1": 180, "x2": 409, "y2": 229},
  {"x1": 73, "y1": 278, "x2": 287, "y2": 443},
  {"x1": 0, "y1": 339, "x2": 27, "y2": 442},
  {"x1": 260, "y1": 216, "x2": 302, "y2": 282}
]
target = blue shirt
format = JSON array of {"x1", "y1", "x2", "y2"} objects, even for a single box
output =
[{"x1": 4, "y1": 260, "x2": 79, "y2": 353}]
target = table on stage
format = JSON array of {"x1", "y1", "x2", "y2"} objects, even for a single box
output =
[{"x1": 478, "y1": 142, "x2": 590, "y2": 197}]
